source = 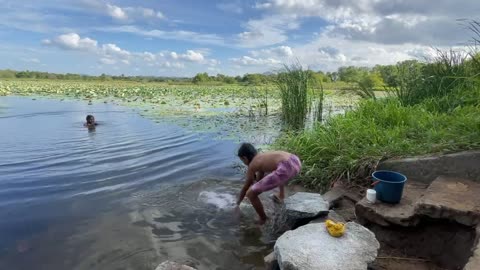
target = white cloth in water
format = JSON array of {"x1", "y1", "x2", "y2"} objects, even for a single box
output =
[{"x1": 198, "y1": 191, "x2": 236, "y2": 209}]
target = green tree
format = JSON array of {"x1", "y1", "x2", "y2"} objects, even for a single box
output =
[
  {"x1": 337, "y1": 66, "x2": 368, "y2": 83},
  {"x1": 0, "y1": 69, "x2": 16, "y2": 78},
  {"x1": 192, "y1": 72, "x2": 210, "y2": 84},
  {"x1": 242, "y1": 73, "x2": 265, "y2": 85},
  {"x1": 373, "y1": 64, "x2": 399, "y2": 87}
]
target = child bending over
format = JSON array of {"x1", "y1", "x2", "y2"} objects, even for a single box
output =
[{"x1": 236, "y1": 143, "x2": 301, "y2": 225}]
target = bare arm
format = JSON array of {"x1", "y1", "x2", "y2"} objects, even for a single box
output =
[{"x1": 237, "y1": 166, "x2": 256, "y2": 205}]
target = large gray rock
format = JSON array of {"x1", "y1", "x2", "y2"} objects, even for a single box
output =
[
  {"x1": 155, "y1": 261, "x2": 196, "y2": 270},
  {"x1": 355, "y1": 182, "x2": 426, "y2": 227},
  {"x1": 266, "y1": 192, "x2": 329, "y2": 241},
  {"x1": 270, "y1": 192, "x2": 329, "y2": 237},
  {"x1": 283, "y1": 192, "x2": 329, "y2": 222},
  {"x1": 284, "y1": 192, "x2": 329, "y2": 216},
  {"x1": 416, "y1": 176, "x2": 480, "y2": 226},
  {"x1": 275, "y1": 222, "x2": 379, "y2": 270}
]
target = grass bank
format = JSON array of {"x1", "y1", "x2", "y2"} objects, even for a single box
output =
[
  {"x1": 276, "y1": 97, "x2": 480, "y2": 191},
  {"x1": 275, "y1": 47, "x2": 480, "y2": 191}
]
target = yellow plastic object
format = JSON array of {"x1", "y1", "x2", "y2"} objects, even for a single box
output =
[{"x1": 325, "y1": 219, "x2": 345, "y2": 237}]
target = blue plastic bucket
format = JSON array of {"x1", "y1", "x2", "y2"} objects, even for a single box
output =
[{"x1": 372, "y1": 170, "x2": 407, "y2": 204}]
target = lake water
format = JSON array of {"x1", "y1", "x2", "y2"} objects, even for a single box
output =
[{"x1": 0, "y1": 97, "x2": 273, "y2": 270}]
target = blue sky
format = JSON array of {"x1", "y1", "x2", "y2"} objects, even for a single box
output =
[{"x1": 0, "y1": 0, "x2": 477, "y2": 77}]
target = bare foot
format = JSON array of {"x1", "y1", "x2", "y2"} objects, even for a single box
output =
[{"x1": 269, "y1": 193, "x2": 284, "y2": 204}]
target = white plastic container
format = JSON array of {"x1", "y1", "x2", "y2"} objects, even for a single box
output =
[{"x1": 366, "y1": 189, "x2": 377, "y2": 203}]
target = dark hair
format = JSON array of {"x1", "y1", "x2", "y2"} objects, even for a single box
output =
[
  {"x1": 237, "y1": 143, "x2": 257, "y2": 162},
  {"x1": 86, "y1": 115, "x2": 94, "y2": 121}
]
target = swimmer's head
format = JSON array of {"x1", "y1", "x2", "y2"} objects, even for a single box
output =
[
  {"x1": 237, "y1": 143, "x2": 257, "y2": 165},
  {"x1": 86, "y1": 115, "x2": 95, "y2": 124}
]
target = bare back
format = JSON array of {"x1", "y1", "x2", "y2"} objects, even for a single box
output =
[{"x1": 248, "y1": 151, "x2": 292, "y2": 175}]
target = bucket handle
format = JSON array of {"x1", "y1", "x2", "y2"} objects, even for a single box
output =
[{"x1": 372, "y1": 180, "x2": 380, "y2": 186}]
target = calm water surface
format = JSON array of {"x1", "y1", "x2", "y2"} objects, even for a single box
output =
[{"x1": 0, "y1": 97, "x2": 271, "y2": 270}]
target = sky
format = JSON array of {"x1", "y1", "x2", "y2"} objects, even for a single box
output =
[{"x1": 0, "y1": 0, "x2": 478, "y2": 77}]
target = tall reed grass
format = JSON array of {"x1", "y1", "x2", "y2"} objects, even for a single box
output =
[
  {"x1": 276, "y1": 64, "x2": 324, "y2": 129},
  {"x1": 392, "y1": 49, "x2": 480, "y2": 108}
]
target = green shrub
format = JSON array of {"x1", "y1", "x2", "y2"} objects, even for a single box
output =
[{"x1": 275, "y1": 98, "x2": 480, "y2": 191}]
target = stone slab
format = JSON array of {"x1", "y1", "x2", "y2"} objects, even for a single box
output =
[
  {"x1": 377, "y1": 150, "x2": 480, "y2": 184},
  {"x1": 355, "y1": 182, "x2": 427, "y2": 226},
  {"x1": 274, "y1": 222, "x2": 379, "y2": 270},
  {"x1": 416, "y1": 176, "x2": 480, "y2": 226},
  {"x1": 269, "y1": 192, "x2": 330, "y2": 239},
  {"x1": 284, "y1": 192, "x2": 330, "y2": 218}
]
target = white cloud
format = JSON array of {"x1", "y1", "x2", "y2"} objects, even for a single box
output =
[
  {"x1": 251, "y1": 45, "x2": 293, "y2": 57},
  {"x1": 106, "y1": 4, "x2": 127, "y2": 20},
  {"x1": 96, "y1": 25, "x2": 225, "y2": 46},
  {"x1": 99, "y1": 57, "x2": 116, "y2": 65},
  {"x1": 318, "y1": 46, "x2": 340, "y2": 57},
  {"x1": 101, "y1": 2, "x2": 165, "y2": 22},
  {"x1": 102, "y1": 43, "x2": 130, "y2": 59},
  {"x1": 208, "y1": 59, "x2": 220, "y2": 66},
  {"x1": 42, "y1": 33, "x2": 216, "y2": 72},
  {"x1": 255, "y1": 0, "x2": 475, "y2": 46},
  {"x1": 123, "y1": 6, "x2": 165, "y2": 20},
  {"x1": 142, "y1": 52, "x2": 156, "y2": 62},
  {"x1": 230, "y1": 56, "x2": 282, "y2": 66},
  {"x1": 43, "y1": 33, "x2": 98, "y2": 51},
  {"x1": 181, "y1": 50, "x2": 204, "y2": 62},
  {"x1": 288, "y1": 34, "x2": 439, "y2": 71},
  {"x1": 169, "y1": 50, "x2": 204, "y2": 62},
  {"x1": 236, "y1": 14, "x2": 299, "y2": 48},
  {"x1": 234, "y1": 46, "x2": 293, "y2": 68}
]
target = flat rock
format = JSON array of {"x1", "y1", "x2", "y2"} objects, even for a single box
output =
[
  {"x1": 155, "y1": 261, "x2": 196, "y2": 270},
  {"x1": 268, "y1": 193, "x2": 329, "y2": 240},
  {"x1": 284, "y1": 192, "x2": 329, "y2": 220},
  {"x1": 275, "y1": 192, "x2": 329, "y2": 232},
  {"x1": 416, "y1": 176, "x2": 480, "y2": 226},
  {"x1": 355, "y1": 182, "x2": 427, "y2": 227},
  {"x1": 274, "y1": 222, "x2": 379, "y2": 270}
]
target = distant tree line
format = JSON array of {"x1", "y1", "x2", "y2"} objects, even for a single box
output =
[
  {"x1": 0, "y1": 69, "x2": 191, "y2": 83},
  {"x1": 0, "y1": 59, "x2": 427, "y2": 88}
]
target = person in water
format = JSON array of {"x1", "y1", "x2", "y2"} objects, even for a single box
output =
[
  {"x1": 236, "y1": 143, "x2": 301, "y2": 225},
  {"x1": 84, "y1": 115, "x2": 97, "y2": 128}
]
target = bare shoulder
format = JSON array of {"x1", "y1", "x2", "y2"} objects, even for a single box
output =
[{"x1": 262, "y1": 151, "x2": 292, "y2": 159}]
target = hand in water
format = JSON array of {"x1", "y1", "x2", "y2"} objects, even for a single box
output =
[{"x1": 233, "y1": 205, "x2": 242, "y2": 221}]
